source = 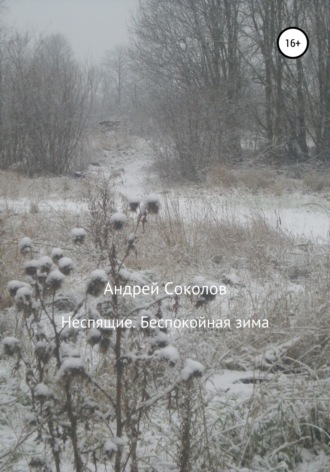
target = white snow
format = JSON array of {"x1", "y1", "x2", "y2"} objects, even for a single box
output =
[
  {"x1": 141, "y1": 193, "x2": 161, "y2": 213},
  {"x1": 192, "y1": 275, "x2": 207, "y2": 287},
  {"x1": 24, "y1": 259, "x2": 38, "y2": 271},
  {"x1": 150, "y1": 332, "x2": 169, "y2": 347},
  {"x1": 56, "y1": 358, "x2": 85, "y2": 380},
  {"x1": 34, "y1": 383, "x2": 53, "y2": 399},
  {"x1": 181, "y1": 358, "x2": 205, "y2": 381},
  {"x1": 58, "y1": 257, "x2": 74, "y2": 272},
  {"x1": 87, "y1": 328, "x2": 102, "y2": 343},
  {"x1": 18, "y1": 236, "x2": 32, "y2": 252},
  {"x1": 51, "y1": 247, "x2": 64, "y2": 260},
  {"x1": 154, "y1": 345, "x2": 179, "y2": 364},
  {"x1": 104, "y1": 439, "x2": 118, "y2": 453},
  {"x1": 146, "y1": 193, "x2": 161, "y2": 203},
  {"x1": 110, "y1": 212, "x2": 127, "y2": 223},
  {"x1": 90, "y1": 269, "x2": 108, "y2": 282},
  {"x1": 24, "y1": 412, "x2": 38, "y2": 426},
  {"x1": 38, "y1": 256, "x2": 53, "y2": 271},
  {"x1": 70, "y1": 227, "x2": 87, "y2": 240},
  {"x1": 7, "y1": 280, "x2": 30, "y2": 296},
  {"x1": 2, "y1": 132, "x2": 330, "y2": 472},
  {"x1": 118, "y1": 268, "x2": 149, "y2": 286},
  {"x1": 2, "y1": 337, "x2": 20, "y2": 348},
  {"x1": 128, "y1": 195, "x2": 140, "y2": 203},
  {"x1": 46, "y1": 270, "x2": 65, "y2": 284},
  {"x1": 61, "y1": 345, "x2": 81, "y2": 359},
  {"x1": 15, "y1": 286, "x2": 33, "y2": 303},
  {"x1": 207, "y1": 370, "x2": 268, "y2": 401},
  {"x1": 127, "y1": 232, "x2": 135, "y2": 242}
]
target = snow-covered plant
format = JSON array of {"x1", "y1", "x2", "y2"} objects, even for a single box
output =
[
  {"x1": 57, "y1": 256, "x2": 74, "y2": 275},
  {"x1": 37, "y1": 256, "x2": 53, "y2": 273},
  {"x1": 18, "y1": 236, "x2": 32, "y2": 255},
  {"x1": 128, "y1": 195, "x2": 140, "y2": 212},
  {"x1": 70, "y1": 227, "x2": 87, "y2": 244},
  {"x1": 110, "y1": 212, "x2": 127, "y2": 230},
  {"x1": 51, "y1": 247, "x2": 64, "y2": 262},
  {"x1": 24, "y1": 259, "x2": 38, "y2": 276},
  {"x1": 141, "y1": 193, "x2": 161, "y2": 214},
  {"x1": 2, "y1": 183, "x2": 207, "y2": 472}
]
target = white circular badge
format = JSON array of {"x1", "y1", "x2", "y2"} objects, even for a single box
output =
[{"x1": 277, "y1": 27, "x2": 309, "y2": 59}]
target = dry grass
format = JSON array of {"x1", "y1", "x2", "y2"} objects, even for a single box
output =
[
  {"x1": 207, "y1": 164, "x2": 302, "y2": 194},
  {"x1": 132, "y1": 196, "x2": 291, "y2": 281},
  {"x1": 0, "y1": 169, "x2": 80, "y2": 203},
  {"x1": 207, "y1": 163, "x2": 330, "y2": 195},
  {"x1": 303, "y1": 170, "x2": 330, "y2": 192},
  {"x1": 1, "y1": 181, "x2": 330, "y2": 472},
  {"x1": 128, "y1": 195, "x2": 330, "y2": 362},
  {"x1": 91, "y1": 128, "x2": 144, "y2": 154}
]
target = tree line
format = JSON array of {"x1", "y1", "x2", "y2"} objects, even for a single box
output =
[
  {"x1": 1, "y1": 1, "x2": 330, "y2": 179},
  {"x1": 127, "y1": 0, "x2": 330, "y2": 180}
]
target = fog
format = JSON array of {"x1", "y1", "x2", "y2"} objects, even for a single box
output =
[{"x1": 4, "y1": 0, "x2": 138, "y2": 62}]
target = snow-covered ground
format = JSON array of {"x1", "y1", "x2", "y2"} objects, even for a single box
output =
[
  {"x1": 1, "y1": 130, "x2": 329, "y2": 472},
  {"x1": 2, "y1": 132, "x2": 329, "y2": 242}
]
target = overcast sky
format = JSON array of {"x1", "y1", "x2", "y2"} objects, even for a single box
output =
[{"x1": 4, "y1": 0, "x2": 138, "y2": 63}]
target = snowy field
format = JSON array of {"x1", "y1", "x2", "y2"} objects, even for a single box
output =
[
  {"x1": 2, "y1": 132, "x2": 329, "y2": 242},
  {"x1": 0, "y1": 130, "x2": 329, "y2": 472}
]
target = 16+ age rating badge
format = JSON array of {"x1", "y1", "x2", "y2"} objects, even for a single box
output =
[{"x1": 277, "y1": 27, "x2": 309, "y2": 59}]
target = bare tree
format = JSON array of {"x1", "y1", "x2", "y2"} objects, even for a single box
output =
[
  {"x1": 102, "y1": 46, "x2": 129, "y2": 115},
  {"x1": 130, "y1": 0, "x2": 247, "y2": 179},
  {"x1": 0, "y1": 33, "x2": 97, "y2": 174}
]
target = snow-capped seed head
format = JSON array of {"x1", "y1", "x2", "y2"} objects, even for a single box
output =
[
  {"x1": 51, "y1": 247, "x2": 64, "y2": 262},
  {"x1": 36, "y1": 270, "x2": 47, "y2": 284},
  {"x1": 24, "y1": 412, "x2": 38, "y2": 427},
  {"x1": 70, "y1": 227, "x2": 87, "y2": 244},
  {"x1": 38, "y1": 256, "x2": 53, "y2": 273},
  {"x1": 150, "y1": 332, "x2": 169, "y2": 348},
  {"x1": 7, "y1": 280, "x2": 30, "y2": 297},
  {"x1": 128, "y1": 196, "x2": 140, "y2": 212},
  {"x1": 153, "y1": 345, "x2": 179, "y2": 366},
  {"x1": 143, "y1": 194, "x2": 161, "y2": 214},
  {"x1": 110, "y1": 212, "x2": 127, "y2": 230},
  {"x1": 24, "y1": 260, "x2": 38, "y2": 276},
  {"x1": 58, "y1": 257, "x2": 74, "y2": 275},
  {"x1": 34, "y1": 383, "x2": 53, "y2": 401},
  {"x1": 46, "y1": 270, "x2": 65, "y2": 291},
  {"x1": 192, "y1": 276, "x2": 217, "y2": 303},
  {"x1": 29, "y1": 457, "x2": 47, "y2": 469},
  {"x1": 2, "y1": 337, "x2": 20, "y2": 356},
  {"x1": 56, "y1": 358, "x2": 85, "y2": 384},
  {"x1": 129, "y1": 202, "x2": 140, "y2": 212},
  {"x1": 104, "y1": 439, "x2": 118, "y2": 458},
  {"x1": 19, "y1": 237, "x2": 32, "y2": 254},
  {"x1": 86, "y1": 269, "x2": 108, "y2": 297},
  {"x1": 60, "y1": 326, "x2": 78, "y2": 342},
  {"x1": 181, "y1": 358, "x2": 205, "y2": 381},
  {"x1": 15, "y1": 286, "x2": 33, "y2": 306},
  {"x1": 87, "y1": 328, "x2": 102, "y2": 347}
]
